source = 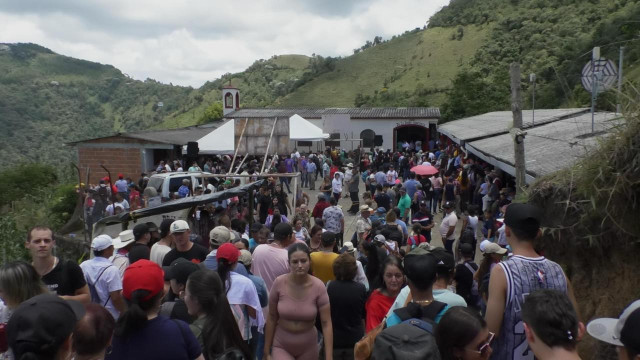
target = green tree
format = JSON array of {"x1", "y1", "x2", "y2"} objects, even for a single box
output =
[{"x1": 199, "y1": 102, "x2": 223, "y2": 124}]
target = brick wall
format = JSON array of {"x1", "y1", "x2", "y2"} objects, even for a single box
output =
[{"x1": 78, "y1": 147, "x2": 142, "y2": 185}]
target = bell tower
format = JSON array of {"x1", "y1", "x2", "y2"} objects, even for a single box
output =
[{"x1": 222, "y1": 82, "x2": 240, "y2": 116}]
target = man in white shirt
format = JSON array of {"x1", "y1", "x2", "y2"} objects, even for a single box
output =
[
  {"x1": 387, "y1": 165, "x2": 398, "y2": 185},
  {"x1": 80, "y1": 235, "x2": 126, "y2": 319},
  {"x1": 439, "y1": 201, "x2": 458, "y2": 253}
]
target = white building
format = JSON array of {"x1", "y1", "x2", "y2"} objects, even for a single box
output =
[{"x1": 222, "y1": 87, "x2": 440, "y2": 152}]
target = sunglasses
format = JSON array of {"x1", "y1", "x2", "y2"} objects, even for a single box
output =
[{"x1": 465, "y1": 332, "x2": 494, "y2": 357}]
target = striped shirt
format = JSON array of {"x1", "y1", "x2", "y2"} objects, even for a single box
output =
[{"x1": 490, "y1": 255, "x2": 567, "y2": 360}]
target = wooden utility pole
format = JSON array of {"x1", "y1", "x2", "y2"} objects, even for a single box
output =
[{"x1": 510, "y1": 63, "x2": 526, "y2": 192}]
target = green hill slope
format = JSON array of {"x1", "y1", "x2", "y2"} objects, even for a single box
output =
[{"x1": 278, "y1": 25, "x2": 488, "y2": 107}]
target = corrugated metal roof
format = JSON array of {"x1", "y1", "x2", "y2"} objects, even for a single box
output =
[
  {"x1": 438, "y1": 108, "x2": 589, "y2": 144},
  {"x1": 466, "y1": 112, "x2": 623, "y2": 182},
  {"x1": 224, "y1": 107, "x2": 440, "y2": 119},
  {"x1": 68, "y1": 122, "x2": 220, "y2": 145}
]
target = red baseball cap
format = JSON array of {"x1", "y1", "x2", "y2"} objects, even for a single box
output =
[
  {"x1": 118, "y1": 173, "x2": 124, "y2": 179},
  {"x1": 123, "y1": 259, "x2": 164, "y2": 301},
  {"x1": 216, "y1": 243, "x2": 239, "y2": 263}
]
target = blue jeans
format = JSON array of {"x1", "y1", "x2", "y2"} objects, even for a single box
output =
[
  {"x1": 432, "y1": 188, "x2": 442, "y2": 213},
  {"x1": 301, "y1": 172, "x2": 308, "y2": 188},
  {"x1": 280, "y1": 177, "x2": 291, "y2": 192}
]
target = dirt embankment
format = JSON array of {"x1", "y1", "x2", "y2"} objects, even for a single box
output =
[{"x1": 527, "y1": 105, "x2": 640, "y2": 359}]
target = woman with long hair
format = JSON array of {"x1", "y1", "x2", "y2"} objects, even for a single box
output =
[
  {"x1": 292, "y1": 216, "x2": 311, "y2": 243},
  {"x1": 361, "y1": 241, "x2": 387, "y2": 293},
  {"x1": 264, "y1": 243, "x2": 333, "y2": 360},
  {"x1": 184, "y1": 270, "x2": 251, "y2": 360},
  {"x1": 0, "y1": 261, "x2": 48, "y2": 360},
  {"x1": 436, "y1": 306, "x2": 493, "y2": 360},
  {"x1": 319, "y1": 176, "x2": 332, "y2": 200},
  {"x1": 216, "y1": 243, "x2": 262, "y2": 343},
  {"x1": 364, "y1": 255, "x2": 404, "y2": 332},
  {"x1": 107, "y1": 260, "x2": 203, "y2": 360}
]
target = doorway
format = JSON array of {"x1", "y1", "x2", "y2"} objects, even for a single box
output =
[{"x1": 393, "y1": 125, "x2": 429, "y2": 152}]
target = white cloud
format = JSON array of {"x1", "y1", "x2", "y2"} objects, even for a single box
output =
[{"x1": 0, "y1": 0, "x2": 449, "y2": 87}]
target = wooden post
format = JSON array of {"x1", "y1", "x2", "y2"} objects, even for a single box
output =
[
  {"x1": 248, "y1": 188, "x2": 255, "y2": 226},
  {"x1": 229, "y1": 118, "x2": 248, "y2": 174},
  {"x1": 510, "y1": 62, "x2": 526, "y2": 192},
  {"x1": 261, "y1": 117, "x2": 278, "y2": 174},
  {"x1": 292, "y1": 174, "x2": 298, "y2": 211},
  {"x1": 234, "y1": 154, "x2": 249, "y2": 174}
]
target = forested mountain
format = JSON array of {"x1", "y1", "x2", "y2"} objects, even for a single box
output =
[{"x1": 1, "y1": 0, "x2": 638, "y2": 171}]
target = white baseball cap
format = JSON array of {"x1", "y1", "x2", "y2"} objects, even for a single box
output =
[
  {"x1": 587, "y1": 300, "x2": 640, "y2": 350},
  {"x1": 170, "y1": 220, "x2": 190, "y2": 234},
  {"x1": 91, "y1": 235, "x2": 113, "y2": 251}
]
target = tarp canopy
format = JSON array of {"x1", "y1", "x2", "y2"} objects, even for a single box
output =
[
  {"x1": 289, "y1": 114, "x2": 330, "y2": 141},
  {"x1": 186, "y1": 120, "x2": 235, "y2": 155},
  {"x1": 95, "y1": 180, "x2": 265, "y2": 226}
]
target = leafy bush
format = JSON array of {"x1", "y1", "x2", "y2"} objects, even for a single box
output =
[{"x1": 0, "y1": 163, "x2": 58, "y2": 206}]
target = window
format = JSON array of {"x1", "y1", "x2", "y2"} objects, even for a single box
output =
[
  {"x1": 360, "y1": 129, "x2": 375, "y2": 147},
  {"x1": 325, "y1": 133, "x2": 340, "y2": 147},
  {"x1": 224, "y1": 92, "x2": 233, "y2": 108}
]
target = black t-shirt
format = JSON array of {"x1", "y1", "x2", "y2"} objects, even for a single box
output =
[
  {"x1": 374, "y1": 193, "x2": 391, "y2": 211},
  {"x1": 162, "y1": 243, "x2": 209, "y2": 266},
  {"x1": 258, "y1": 194, "x2": 272, "y2": 218},
  {"x1": 129, "y1": 243, "x2": 151, "y2": 264},
  {"x1": 42, "y1": 259, "x2": 87, "y2": 296},
  {"x1": 327, "y1": 280, "x2": 367, "y2": 348},
  {"x1": 454, "y1": 261, "x2": 478, "y2": 306}
]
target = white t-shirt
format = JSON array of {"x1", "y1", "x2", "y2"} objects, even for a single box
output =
[
  {"x1": 440, "y1": 212, "x2": 458, "y2": 240},
  {"x1": 80, "y1": 257, "x2": 123, "y2": 320},
  {"x1": 150, "y1": 243, "x2": 171, "y2": 266},
  {"x1": 332, "y1": 178, "x2": 343, "y2": 194},
  {"x1": 387, "y1": 170, "x2": 398, "y2": 184}
]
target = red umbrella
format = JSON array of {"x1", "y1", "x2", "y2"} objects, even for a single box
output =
[{"x1": 410, "y1": 165, "x2": 438, "y2": 176}]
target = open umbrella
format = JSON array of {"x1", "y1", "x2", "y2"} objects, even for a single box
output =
[{"x1": 410, "y1": 164, "x2": 438, "y2": 176}]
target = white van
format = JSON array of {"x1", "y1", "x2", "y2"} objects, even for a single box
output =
[{"x1": 145, "y1": 172, "x2": 215, "y2": 200}]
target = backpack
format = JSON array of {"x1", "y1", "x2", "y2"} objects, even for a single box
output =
[
  {"x1": 371, "y1": 302, "x2": 445, "y2": 360},
  {"x1": 463, "y1": 261, "x2": 481, "y2": 309},
  {"x1": 88, "y1": 265, "x2": 113, "y2": 306}
]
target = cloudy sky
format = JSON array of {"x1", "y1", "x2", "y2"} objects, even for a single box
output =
[{"x1": 0, "y1": 0, "x2": 449, "y2": 87}]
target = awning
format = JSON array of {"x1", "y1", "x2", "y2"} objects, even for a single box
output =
[
  {"x1": 289, "y1": 114, "x2": 330, "y2": 141},
  {"x1": 187, "y1": 120, "x2": 235, "y2": 155}
]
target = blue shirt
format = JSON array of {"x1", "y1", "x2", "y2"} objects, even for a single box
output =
[
  {"x1": 396, "y1": 219, "x2": 409, "y2": 238},
  {"x1": 177, "y1": 185, "x2": 189, "y2": 198},
  {"x1": 375, "y1": 171, "x2": 386, "y2": 186},
  {"x1": 107, "y1": 316, "x2": 201, "y2": 360},
  {"x1": 306, "y1": 161, "x2": 317, "y2": 174},
  {"x1": 403, "y1": 179, "x2": 419, "y2": 199}
]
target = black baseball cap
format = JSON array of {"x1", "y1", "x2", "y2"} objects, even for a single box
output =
[
  {"x1": 504, "y1": 203, "x2": 543, "y2": 234},
  {"x1": 460, "y1": 243, "x2": 474, "y2": 255},
  {"x1": 163, "y1": 257, "x2": 200, "y2": 284},
  {"x1": 428, "y1": 247, "x2": 455, "y2": 270},
  {"x1": 133, "y1": 223, "x2": 150, "y2": 240},
  {"x1": 8, "y1": 294, "x2": 85, "y2": 358}
]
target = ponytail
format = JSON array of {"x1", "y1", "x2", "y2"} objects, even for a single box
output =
[
  {"x1": 114, "y1": 290, "x2": 162, "y2": 337},
  {"x1": 217, "y1": 259, "x2": 233, "y2": 294}
]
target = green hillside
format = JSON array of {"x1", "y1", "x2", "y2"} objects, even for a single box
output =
[
  {"x1": 278, "y1": 25, "x2": 488, "y2": 107},
  {"x1": 2, "y1": 0, "x2": 640, "y2": 171}
]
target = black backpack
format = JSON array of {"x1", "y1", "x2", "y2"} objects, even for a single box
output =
[{"x1": 371, "y1": 301, "x2": 445, "y2": 360}]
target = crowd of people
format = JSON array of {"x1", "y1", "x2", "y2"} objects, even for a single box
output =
[{"x1": 1, "y1": 143, "x2": 639, "y2": 360}]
